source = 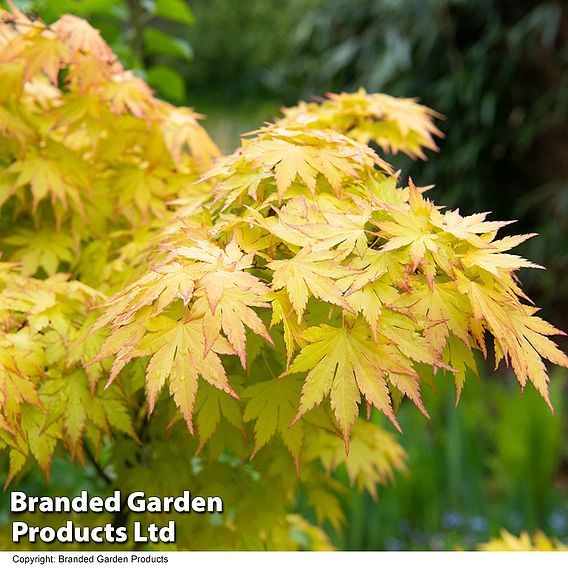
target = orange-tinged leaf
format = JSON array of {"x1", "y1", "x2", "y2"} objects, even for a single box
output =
[
  {"x1": 4, "y1": 447, "x2": 27, "y2": 489},
  {"x1": 281, "y1": 88, "x2": 443, "y2": 159},
  {"x1": 402, "y1": 281, "x2": 471, "y2": 352},
  {"x1": 431, "y1": 208, "x2": 515, "y2": 247},
  {"x1": 51, "y1": 15, "x2": 115, "y2": 65},
  {"x1": 461, "y1": 247, "x2": 544, "y2": 276},
  {"x1": 263, "y1": 195, "x2": 370, "y2": 256},
  {"x1": 102, "y1": 71, "x2": 154, "y2": 118},
  {"x1": 465, "y1": 280, "x2": 567, "y2": 407},
  {"x1": 2, "y1": 32, "x2": 67, "y2": 84}
]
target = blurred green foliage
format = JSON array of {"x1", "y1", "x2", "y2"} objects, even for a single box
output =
[{"x1": 178, "y1": 0, "x2": 308, "y2": 101}]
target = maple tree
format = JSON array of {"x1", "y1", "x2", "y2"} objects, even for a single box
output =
[
  {"x1": 0, "y1": 5, "x2": 566, "y2": 551},
  {"x1": 479, "y1": 529, "x2": 568, "y2": 552}
]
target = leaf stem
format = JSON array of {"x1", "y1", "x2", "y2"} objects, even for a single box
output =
[{"x1": 261, "y1": 350, "x2": 277, "y2": 379}]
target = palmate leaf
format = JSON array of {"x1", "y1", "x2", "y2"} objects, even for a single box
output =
[
  {"x1": 194, "y1": 381, "x2": 243, "y2": 452},
  {"x1": 1, "y1": 30, "x2": 68, "y2": 84},
  {"x1": 50, "y1": 14, "x2": 115, "y2": 65},
  {"x1": 3, "y1": 228, "x2": 76, "y2": 276},
  {"x1": 286, "y1": 319, "x2": 401, "y2": 445},
  {"x1": 202, "y1": 123, "x2": 391, "y2": 207},
  {"x1": 134, "y1": 316, "x2": 237, "y2": 432},
  {"x1": 261, "y1": 195, "x2": 371, "y2": 257},
  {"x1": 245, "y1": 129, "x2": 392, "y2": 200},
  {"x1": 464, "y1": 280, "x2": 568, "y2": 407},
  {"x1": 5, "y1": 149, "x2": 87, "y2": 216},
  {"x1": 3, "y1": 369, "x2": 136, "y2": 483},
  {"x1": 179, "y1": 239, "x2": 274, "y2": 366},
  {"x1": 169, "y1": 238, "x2": 274, "y2": 365},
  {"x1": 0, "y1": 330, "x2": 45, "y2": 432},
  {"x1": 243, "y1": 376, "x2": 304, "y2": 462},
  {"x1": 161, "y1": 108, "x2": 221, "y2": 167}
]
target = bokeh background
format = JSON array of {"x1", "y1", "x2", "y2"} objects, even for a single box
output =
[{"x1": 3, "y1": 0, "x2": 567, "y2": 550}]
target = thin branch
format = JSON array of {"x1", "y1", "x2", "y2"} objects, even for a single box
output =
[
  {"x1": 84, "y1": 441, "x2": 113, "y2": 486},
  {"x1": 0, "y1": 16, "x2": 52, "y2": 32}
]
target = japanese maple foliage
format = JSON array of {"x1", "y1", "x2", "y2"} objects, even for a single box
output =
[
  {"x1": 0, "y1": 5, "x2": 566, "y2": 551},
  {"x1": 93, "y1": 95, "x2": 567, "y2": 449}
]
